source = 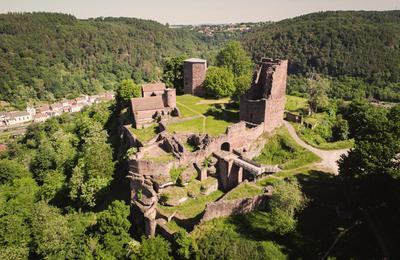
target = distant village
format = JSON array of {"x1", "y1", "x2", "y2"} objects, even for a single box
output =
[
  {"x1": 0, "y1": 92, "x2": 114, "y2": 127},
  {"x1": 172, "y1": 22, "x2": 270, "y2": 37}
]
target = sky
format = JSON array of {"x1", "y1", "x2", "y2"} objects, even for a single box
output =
[{"x1": 0, "y1": 0, "x2": 398, "y2": 24}]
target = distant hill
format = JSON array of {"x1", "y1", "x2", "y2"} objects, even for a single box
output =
[
  {"x1": 0, "y1": 12, "x2": 210, "y2": 108},
  {"x1": 241, "y1": 11, "x2": 400, "y2": 80},
  {"x1": 240, "y1": 11, "x2": 400, "y2": 101},
  {"x1": 1, "y1": 11, "x2": 400, "y2": 107}
]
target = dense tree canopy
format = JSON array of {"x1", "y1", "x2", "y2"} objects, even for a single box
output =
[
  {"x1": 216, "y1": 41, "x2": 253, "y2": 77},
  {"x1": 162, "y1": 55, "x2": 187, "y2": 92},
  {"x1": 116, "y1": 79, "x2": 141, "y2": 105},
  {"x1": 339, "y1": 102, "x2": 400, "y2": 208},
  {"x1": 0, "y1": 12, "x2": 210, "y2": 108},
  {"x1": 241, "y1": 11, "x2": 400, "y2": 102},
  {"x1": 204, "y1": 66, "x2": 235, "y2": 98}
]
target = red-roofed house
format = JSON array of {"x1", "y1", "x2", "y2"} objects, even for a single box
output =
[
  {"x1": 142, "y1": 82, "x2": 166, "y2": 97},
  {"x1": 131, "y1": 86, "x2": 179, "y2": 128}
]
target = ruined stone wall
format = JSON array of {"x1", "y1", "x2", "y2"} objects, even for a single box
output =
[
  {"x1": 285, "y1": 111, "x2": 303, "y2": 123},
  {"x1": 201, "y1": 193, "x2": 271, "y2": 222},
  {"x1": 239, "y1": 99, "x2": 267, "y2": 127},
  {"x1": 264, "y1": 60, "x2": 288, "y2": 132}
]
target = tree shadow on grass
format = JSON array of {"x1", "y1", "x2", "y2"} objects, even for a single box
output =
[{"x1": 205, "y1": 105, "x2": 240, "y2": 124}]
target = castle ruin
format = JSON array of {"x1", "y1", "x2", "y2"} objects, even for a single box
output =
[
  {"x1": 125, "y1": 57, "x2": 288, "y2": 237},
  {"x1": 240, "y1": 58, "x2": 288, "y2": 132}
]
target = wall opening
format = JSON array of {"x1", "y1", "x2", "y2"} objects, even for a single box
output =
[{"x1": 221, "y1": 142, "x2": 231, "y2": 152}]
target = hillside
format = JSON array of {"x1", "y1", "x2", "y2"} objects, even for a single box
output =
[
  {"x1": 0, "y1": 12, "x2": 211, "y2": 108},
  {"x1": 241, "y1": 11, "x2": 400, "y2": 101}
]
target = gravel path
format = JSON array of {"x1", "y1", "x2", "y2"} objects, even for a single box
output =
[{"x1": 284, "y1": 121, "x2": 349, "y2": 175}]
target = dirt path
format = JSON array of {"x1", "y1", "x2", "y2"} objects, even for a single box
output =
[{"x1": 283, "y1": 121, "x2": 349, "y2": 175}]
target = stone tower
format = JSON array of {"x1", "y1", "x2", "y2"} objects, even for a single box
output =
[
  {"x1": 240, "y1": 58, "x2": 288, "y2": 132},
  {"x1": 165, "y1": 88, "x2": 176, "y2": 108},
  {"x1": 183, "y1": 58, "x2": 207, "y2": 97}
]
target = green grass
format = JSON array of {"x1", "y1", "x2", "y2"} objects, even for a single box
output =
[
  {"x1": 222, "y1": 183, "x2": 264, "y2": 201},
  {"x1": 294, "y1": 123, "x2": 354, "y2": 150},
  {"x1": 204, "y1": 116, "x2": 232, "y2": 136},
  {"x1": 285, "y1": 95, "x2": 308, "y2": 112},
  {"x1": 164, "y1": 220, "x2": 186, "y2": 233},
  {"x1": 143, "y1": 153, "x2": 174, "y2": 163},
  {"x1": 176, "y1": 95, "x2": 230, "y2": 117},
  {"x1": 129, "y1": 124, "x2": 158, "y2": 142},
  {"x1": 171, "y1": 95, "x2": 238, "y2": 137},
  {"x1": 168, "y1": 117, "x2": 204, "y2": 134},
  {"x1": 253, "y1": 128, "x2": 320, "y2": 170},
  {"x1": 158, "y1": 190, "x2": 224, "y2": 219},
  {"x1": 169, "y1": 167, "x2": 186, "y2": 183}
]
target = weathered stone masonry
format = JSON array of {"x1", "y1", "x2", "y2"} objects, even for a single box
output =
[
  {"x1": 240, "y1": 58, "x2": 288, "y2": 132},
  {"x1": 183, "y1": 58, "x2": 207, "y2": 97}
]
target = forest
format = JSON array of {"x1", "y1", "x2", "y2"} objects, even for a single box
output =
[
  {"x1": 1, "y1": 11, "x2": 400, "y2": 109},
  {"x1": 240, "y1": 11, "x2": 400, "y2": 102},
  {"x1": 0, "y1": 12, "x2": 212, "y2": 108}
]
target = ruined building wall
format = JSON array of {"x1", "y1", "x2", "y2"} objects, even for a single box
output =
[
  {"x1": 264, "y1": 60, "x2": 288, "y2": 132},
  {"x1": 239, "y1": 99, "x2": 266, "y2": 125},
  {"x1": 201, "y1": 193, "x2": 271, "y2": 223}
]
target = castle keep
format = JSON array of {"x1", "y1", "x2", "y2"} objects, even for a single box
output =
[
  {"x1": 183, "y1": 58, "x2": 207, "y2": 96},
  {"x1": 240, "y1": 58, "x2": 288, "y2": 132}
]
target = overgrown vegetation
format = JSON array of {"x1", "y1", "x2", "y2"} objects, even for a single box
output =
[{"x1": 253, "y1": 128, "x2": 320, "y2": 169}]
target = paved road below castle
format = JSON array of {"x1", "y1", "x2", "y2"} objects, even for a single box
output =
[{"x1": 283, "y1": 121, "x2": 349, "y2": 175}]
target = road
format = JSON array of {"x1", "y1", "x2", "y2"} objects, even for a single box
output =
[{"x1": 283, "y1": 121, "x2": 349, "y2": 175}]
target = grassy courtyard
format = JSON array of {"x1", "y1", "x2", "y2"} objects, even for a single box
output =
[
  {"x1": 167, "y1": 95, "x2": 238, "y2": 137},
  {"x1": 158, "y1": 189, "x2": 224, "y2": 219}
]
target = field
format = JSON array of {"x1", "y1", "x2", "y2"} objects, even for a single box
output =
[
  {"x1": 167, "y1": 95, "x2": 238, "y2": 137},
  {"x1": 253, "y1": 128, "x2": 321, "y2": 170}
]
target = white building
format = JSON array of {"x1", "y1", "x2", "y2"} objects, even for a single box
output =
[{"x1": 7, "y1": 111, "x2": 32, "y2": 125}]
